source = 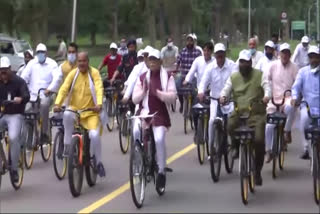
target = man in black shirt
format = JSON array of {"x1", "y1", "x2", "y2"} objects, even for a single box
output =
[{"x1": 0, "y1": 57, "x2": 30, "y2": 182}]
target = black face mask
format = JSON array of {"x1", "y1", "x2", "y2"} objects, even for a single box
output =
[
  {"x1": 128, "y1": 50, "x2": 136, "y2": 55},
  {"x1": 266, "y1": 52, "x2": 273, "y2": 60}
]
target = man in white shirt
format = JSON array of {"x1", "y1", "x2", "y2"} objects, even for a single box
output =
[
  {"x1": 198, "y1": 43, "x2": 235, "y2": 150},
  {"x1": 55, "y1": 35, "x2": 67, "y2": 64},
  {"x1": 183, "y1": 42, "x2": 215, "y2": 139},
  {"x1": 160, "y1": 38, "x2": 179, "y2": 73},
  {"x1": 248, "y1": 37, "x2": 264, "y2": 67},
  {"x1": 255, "y1": 40, "x2": 277, "y2": 74},
  {"x1": 21, "y1": 43, "x2": 59, "y2": 143},
  {"x1": 292, "y1": 36, "x2": 310, "y2": 69},
  {"x1": 117, "y1": 38, "x2": 129, "y2": 57},
  {"x1": 17, "y1": 50, "x2": 33, "y2": 76}
]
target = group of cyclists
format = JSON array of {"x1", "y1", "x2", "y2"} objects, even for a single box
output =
[{"x1": 0, "y1": 31, "x2": 319, "y2": 206}]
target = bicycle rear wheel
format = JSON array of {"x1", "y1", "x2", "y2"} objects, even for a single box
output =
[
  {"x1": 68, "y1": 136, "x2": 84, "y2": 197},
  {"x1": 224, "y1": 136, "x2": 234, "y2": 173},
  {"x1": 240, "y1": 144, "x2": 249, "y2": 205},
  {"x1": 53, "y1": 130, "x2": 67, "y2": 180},
  {"x1": 129, "y1": 140, "x2": 146, "y2": 209},
  {"x1": 313, "y1": 143, "x2": 320, "y2": 205},
  {"x1": 196, "y1": 119, "x2": 205, "y2": 165},
  {"x1": 24, "y1": 122, "x2": 35, "y2": 170},
  {"x1": 210, "y1": 122, "x2": 222, "y2": 182}
]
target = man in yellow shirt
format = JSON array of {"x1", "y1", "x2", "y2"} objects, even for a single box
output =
[{"x1": 54, "y1": 52, "x2": 105, "y2": 177}]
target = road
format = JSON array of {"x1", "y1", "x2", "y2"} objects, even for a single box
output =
[{"x1": 0, "y1": 111, "x2": 319, "y2": 213}]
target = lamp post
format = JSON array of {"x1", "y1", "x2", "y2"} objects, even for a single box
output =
[
  {"x1": 308, "y1": 3, "x2": 315, "y2": 36},
  {"x1": 71, "y1": 0, "x2": 77, "y2": 42},
  {"x1": 248, "y1": 0, "x2": 251, "y2": 40}
]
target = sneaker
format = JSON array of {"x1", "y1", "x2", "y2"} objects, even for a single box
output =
[
  {"x1": 284, "y1": 131, "x2": 292, "y2": 144},
  {"x1": 156, "y1": 173, "x2": 166, "y2": 190},
  {"x1": 63, "y1": 144, "x2": 71, "y2": 157},
  {"x1": 300, "y1": 150, "x2": 311, "y2": 160},
  {"x1": 265, "y1": 151, "x2": 272, "y2": 164},
  {"x1": 97, "y1": 162, "x2": 106, "y2": 177},
  {"x1": 10, "y1": 170, "x2": 19, "y2": 183},
  {"x1": 255, "y1": 171, "x2": 263, "y2": 186}
]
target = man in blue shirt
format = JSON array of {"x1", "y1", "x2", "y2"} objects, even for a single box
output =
[{"x1": 291, "y1": 46, "x2": 320, "y2": 159}]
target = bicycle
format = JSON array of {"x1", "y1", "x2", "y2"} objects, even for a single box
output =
[
  {"x1": 209, "y1": 97, "x2": 234, "y2": 183},
  {"x1": 67, "y1": 108, "x2": 98, "y2": 197},
  {"x1": 0, "y1": 100, "x2": 24, "y2": 190},
  {"x1": 50, "y1": 107, "x2": 66, "y2": 180},
  {"x1": 233, "y1": 102, "x2": 256, "y2": 205},
  {"x1": 301, "y1": 101, "x2": 320, "y2": 206},
  {"x1": 192, "y1": 97, "x2": 210, "y2": 165},
  {"x1": 23, "y1": 88, "x2": 53, "y2": 169},
  {"x1": 266, "y1": 90, "x2": 291, "y2": 179},
  {"x1": 117, "y1": 100, "x2": 133, "y2": 154},
  {"x1": 178, "y1": 84, "x2": 194, "y2": 134},
  {"x1": 129, "y1": 113, "x2": 173, "y2": 208},
  {"x1": 104, "y1": 80, "x2": 124, "y2": 132}
]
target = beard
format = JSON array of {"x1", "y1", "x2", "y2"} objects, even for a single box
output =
[{"x1": 239, "y1": 66, "x2": 252, "y2": 77}]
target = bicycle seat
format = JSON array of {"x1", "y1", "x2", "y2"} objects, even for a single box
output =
[{"x1": 267, "y1": 112, "x2": 287, "y2": 125}]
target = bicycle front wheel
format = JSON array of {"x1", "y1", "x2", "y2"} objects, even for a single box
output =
[
  {"x1": 106, "y1": 98, "x2": 115, "y2": 132},
  {"x1": 183, "y1": 97, "x2": 189, "y2": 134},
  {"x1": 224, "y1": 136, "x2": 234, "y2": 173},
  {"x1": 9, "y1": 145, "x2": 24, "y2": 190},
  {"x1": 129, "y1": 140, "x2": 146, "y2": 209},
  {"x1": 240, "y1": 144, "x2": 249, "y2": 205},
  {"x1": 278, "y1": 127, "x2": 285, "y2": 170},
  {"x1": 68, "y1": 136, "x2": 84, "y2": 197},
  {"x1": 53, "y1": 130, "x2": 67, "y2": 180},
  {"x1": 196, "y1": 119, "x2": 205, "y2": 165},
  {"x1": 272, "y1": 127, "x2": 279, "y2": 179},
  {"x1": 313, "y1": 143, "x2": 320, "y2": 205},
  {"x1": 119, "y1": 115, "x2": 130, "y2": 154},
  {"x1": 210, "y1": 122, "x2": 222, "y2": 182},
  {"x1": 249, "y1": 146, "x2": 256, "y2": 193},
  {"x1": 24, "y1": 122, "x2": 35, "y2": 169}
]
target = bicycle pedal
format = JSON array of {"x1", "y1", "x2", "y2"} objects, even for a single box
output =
[{"x1": 165, "y1": 167, "x2": 173, "y2": 173}]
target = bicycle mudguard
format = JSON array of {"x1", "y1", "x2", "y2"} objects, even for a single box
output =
[{"x1": 73, "y1": 134, "x2": 83, "y2": 165}]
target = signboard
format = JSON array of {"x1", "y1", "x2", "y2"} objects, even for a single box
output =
[
  {"x1": 281, "y1": 12, "x2": 288, "y2": 23},
  {"x1": 292, "y1": 21, "x2": 306, "y2": 30}
]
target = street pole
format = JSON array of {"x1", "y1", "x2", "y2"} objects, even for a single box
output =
[
  {"x1": 248, "y1": 0, "x2": 251, "y2": 40},
  {"x1": 317, "y1": 0, "x2": 319, "y2": 41},
  {"x1": 308, "y1": 5, "x2": 312, "y2": 36},
  {"x1": 71, "y1": 0, "x2": 77, "y2": 42}
]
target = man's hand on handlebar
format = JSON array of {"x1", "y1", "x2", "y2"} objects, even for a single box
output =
[
  {"x1": 13, "y1": 97, "x2": 23, "y2": 105},
  {"x1": 291, "y1": 99, "x2": 300, "y2": 107},
  {"x1": 219, "y1": 96, "x2": 227, "y2": 105},
  {"x1": 122, "y1": 97, "x2": 129, "y2": 104},
  {"x1": 197, "y1": 93, "x2": 204, "y2": 103},
  {"x1": 262, "y1": 96, "x2": 270, "y2": 104},
  {"x1": 91, "y1": 105, "x2": 102, "y2": 113},
  {"x1": 44, "y1": 89, "x2": 52, "y2": 97},
  {"x1": 53, "y1": 105, "x2": 62, "y2": 113},
  {"x1": 182, "y1": 80, "x2": 189, "y2": 86}
]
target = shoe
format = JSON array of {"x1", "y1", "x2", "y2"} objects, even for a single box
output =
[
  {"x1": 232, "y1": 147, "x2": 239, "y2": 160},
  {"x1": 156, "y1": 173, "x2": 166, "y2": 190},
  {"x1": 300, "y1": 150, "x2": 311, "y2": 160},
  {"x1": 265, "y1": 151, "x2": 272, "y2": 164},
  {"x1": 63, "y1": 144, "x2": 71, "y2": 157},
  {"x1": 284, "y1": 131, "x2": 292, "y2": 144},
  {"x1": 97, "y1": 162, "x2": 106, "y2": 177},
  {"x1": 11, "y1": 170, "x2": 19, "y2": 183},
  {"x1": 255, "y1": 171, "x2": 263, "y2": 186}
]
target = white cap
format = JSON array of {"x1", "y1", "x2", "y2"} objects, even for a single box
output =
[
  {"x1": 238, "y1": 49, "x2": 252, "y2": 61},
  {"x1": 301, "y1": 36, "x2": 310, "y2": 43},
  {"x1": 308, "y1": 45, "x2": 320, "y2": 54},
  {"x1": 186, "y1": 33, "x2": 194, "y2": 40},
  {"x1": 148, "y1": 49, "x2": 161, "y2": 59},
  {"x1": 109, "y1": 42, "x2": 118, "y2": 49},
  {"x1": 36, "y1": 43, "x2": 47, "y2": 52},
  {"x1": 214, "y1": 43, "x2": 226, "y2": 53},
  {"x1": 265, "y1": 40, "x2": 275, "y2": 48},
  {"x1": 0, "y1": 56, "x2": 11, "y2": 68},
  {"x1": 192, "y1": 33, "x2": 197, "y2": 40},
  {"x1": 143, "y1": 46, "x2": 154, "y2": 54},
  {"x1": 280, "y1": 43, "x2": 290, "y2": 52},
  {"x1": 137, "y1": 49, "x2": 144, "y2": 57}
]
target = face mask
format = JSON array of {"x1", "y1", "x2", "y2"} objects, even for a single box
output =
[
  {"x1": 249, "y1": 48, "x2": 256, "y2": 56},
  {"x1": 37, "y1": 53, "x2": 46, "y2": 64},
  {"x1": 120, "y1": 43, "x2": 126, "y2": 48},
  {"x1": 266, "y1": 52, "x2": 273, "y2": 60},
  {"x1": 67, "y1": 53, "x2": 77, "y2": 64},
  {"x1": 110, "y1": 55, "x2": 116, "y2": 60},
  {"x1": 167, "y1": 42, "x2": 173, "y2": 48}
]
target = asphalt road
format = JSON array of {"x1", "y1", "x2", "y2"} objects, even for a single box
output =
[{"x1": 0, "y1": 110, "x2": 319, "y2": 213}]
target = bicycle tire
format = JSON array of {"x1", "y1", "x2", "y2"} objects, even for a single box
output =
[
  {"x1": 249, "y1": 146, "x2": 256, "y2": 193},
  {"x1": 129, "y1": 140, "x2": 146, "y2": 208},
  {"x1": 85, "y1": 135, "x2": 97, "y2": 187},
  {"x1": 183, "y1": 97, "x2": 189, "y2": 134},
  {"x1": 224, "y1": 135, "x2": 234, "y2": 174},
  {"x1": 9, "y1": 144, "x2": 24, "y2": 190},
  {"x1": 119, "y1": 115, "x2": 130, "y2": 154},
  {"x1": 278, "y1": 127, "x2": 285, "y2": 170},
  {"x1": 53, "y1": 130, "x2": 67, "y2": 180},
  {"x1": 240, "y1": 144, "x2": 248, "y2": 205},
  {"x1": 313, "y1": 144, "x2": 320, "y2": 205},
  {"x1": 106, "y1": 98, "x2": 115, "y2": 132},
  {"x1": 205, "y1": 119, "x2": 210, "y2": 157},
  {"x1": 24, "y1": 122, "x2": 35, "y2": 169},
  {"x1": 68, "y1": 136, "x2": 84, "y2": 197},
  {"x1": 210, "y1": 122, "x2": 222, "y2": 182},
  {"x1": 40, "y1": 135, "x2": 52, "y2": 162},
  {"x1": 272, "y1": 127, "x2": 279, "y2": 179},
  {"x1": 197, "y1": 119, "x2": 205, "y2": 165}
]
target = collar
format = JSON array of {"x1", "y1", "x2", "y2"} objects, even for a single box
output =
[
  {"x1": 310, "y1": 65, "x2": 320, "y2": 74},
  {"x1": 213, "y1": 59, "x2": 227, "y2": 70}
]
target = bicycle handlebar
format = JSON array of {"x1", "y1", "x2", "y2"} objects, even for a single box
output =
[
  {"x1": 271, "y1": 89, "x2": 292, "y2": 110},
  {"x1": 300, "y1": 101, "x2": 320, "y2": 120}
]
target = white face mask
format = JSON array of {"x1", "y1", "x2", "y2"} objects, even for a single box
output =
[
  {"x1": 110, "y1": 55, "x2": 116, "y2": 60},
  {"x1": 167, "y1": 42, "x2": 173, "y2": 48},
  {"x1": 67, "y1": 53, "x2": 77, "y2": 64}
]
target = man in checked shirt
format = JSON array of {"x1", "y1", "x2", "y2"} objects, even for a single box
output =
[{"x1": 176, "y1": 34, "x2": 202, "y2": 113}]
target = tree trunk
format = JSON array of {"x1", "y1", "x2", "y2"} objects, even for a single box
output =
[
  {"x1": 158, "y1": 0, "x2": 166, "y2": 42},
  {"x1": 112, "y1": 0, "x2": 118, "y2": 41},
  {"x1": 146, "y1": 0, "x2": 156, "y2": 46},
  {"x1": 90, "y1": 31, "x2": 96, "y2": 46}
]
